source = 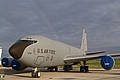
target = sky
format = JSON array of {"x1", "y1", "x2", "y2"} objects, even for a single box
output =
[{"x1": 1, "y1": 0, "x2": 120, "y2": 56}]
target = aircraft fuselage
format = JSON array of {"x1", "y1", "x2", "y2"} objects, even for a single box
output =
[{"x1": 10, "y1": 35, "x2": 85, "y2": 68}]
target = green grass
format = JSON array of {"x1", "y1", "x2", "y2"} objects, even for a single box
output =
[
  {"x1": 0, "y1": 66, "x2": 4, "y2": 74},
  {"x1": 0, "y1": 68, "x2": 4, "y2": 80},
  {"x1": 0, "y1": 69, "x2": 4, "y2": 74},
  {"x1": 113, "y1": 59, "x2": 120, "y2": 68},
  {"x1": 58, "y1": 59, "x2": 120, "y2": 69},
  {"x1": 86, "y1": 60, "x2": 102, "y2": 69},
  {"x1": 79, "y1": 59, "x2": 120, "y2": 69}
]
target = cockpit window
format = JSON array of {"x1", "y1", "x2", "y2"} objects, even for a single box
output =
[
  {"x1": 9, "y1": 40, "x2": 37, "y2": 59},
  {"x1": 17, "y1": 40, "x2": 37, "y2": 44}
]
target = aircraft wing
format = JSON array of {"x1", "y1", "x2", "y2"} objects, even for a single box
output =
[
  {"x1": 86, "y1": 51, "x2": 106, "y2": 55},
  {"x1": 109, "y1": 53, "x2": 120, "y2": 57},
  {"x1": 64, "y1": 53, "x2": 120, "y2": 63}
]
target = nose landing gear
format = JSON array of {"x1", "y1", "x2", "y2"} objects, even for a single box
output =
[{"x1": 31, "y1": 67, "x2": 41, "y2": 78}]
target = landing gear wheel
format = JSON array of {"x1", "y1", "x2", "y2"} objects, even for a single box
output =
[
  {"x1": 47, "y1": 67, "x2": 54, "y2": 72},
  {"x1": 63, "y1": 65, "x2": 73, "y2": 72},
  {"x1": 84, "y1": 66, "x2": 89, "y2": 72},
  {"x1": 36, "y1": 71, "x2": 41, "y2": 78},
  {"x1": 80, "y1": 66, "x2": 89, "y2": 72},
  {"x1": 55, "y1": 66, "x2": 58, "y2": 72},
  {"x1": 64, "y1": 66, "x2": 69, "y2": 72},
  {"x1": 47, "y1": 66, "x2": 58, "y2": 72},
  {"x1": 32, "y1": 71, "x2": 35, "y2": 78},
  {"x1": 80, "y1": 66, "x2": 84, "y2": 72},
  {"x1": 32, "y1": 68, "x2": 41, "y2": 78}
]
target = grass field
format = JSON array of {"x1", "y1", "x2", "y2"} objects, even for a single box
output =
[
  {"x1": 78, "y1": 59, "x2": 120, "y2": 69},
  {"x1": 58, "y1": 59, "x2": 120, "y2": 69},
  {"x1": 0, "y1": 67, "x2": 4, "y2": 80}
]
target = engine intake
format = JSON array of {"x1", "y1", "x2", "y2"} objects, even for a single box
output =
[
  {"x1": 2, "y1": 58, "x2": 13, "y2": 67},
  {"x1": 101, "y1": 56, "x2": 115, "y2": 70},
  {"x1": 11, "y1": 59, "x2": 27, "y2": 71},
  {"x1": 2, "y1": 58, "x2": 27, "y2": 71}
]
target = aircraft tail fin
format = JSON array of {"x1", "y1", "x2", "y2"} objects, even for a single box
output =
[
  {"x1": 0, "y1": 47, "x2": 2, "y2": 65},
  {"x1": 81, "y1": 29, "x2": 87, "y2": 52}
]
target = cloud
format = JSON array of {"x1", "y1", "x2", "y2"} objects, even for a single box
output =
[{"x1": 1, "y1": 0, "x2": 120, "y2": 56}]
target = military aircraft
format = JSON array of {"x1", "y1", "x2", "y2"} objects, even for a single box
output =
[{"x1": 1, "y1": 29, "x2": 120, "y2": 78}]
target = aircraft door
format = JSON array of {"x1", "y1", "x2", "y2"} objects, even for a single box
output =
[{"x1": 34, "y1": 56, "x2": 45, "y2": 66}]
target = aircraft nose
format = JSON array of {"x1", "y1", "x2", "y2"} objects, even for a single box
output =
[
  {"x1": 9, "y1": 42, "x2": 25, "y2": 59},
  {"x1": 9, "y1": 40, "x2": 32, "y2": 59}
]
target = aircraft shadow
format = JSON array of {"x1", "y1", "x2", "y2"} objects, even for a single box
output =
[
  {"x1": 3, "y1": 68, "x2": 32, "y2": 75},
  {"x1": 2, "y1": 68, "x2": 120, "y2": 78}
]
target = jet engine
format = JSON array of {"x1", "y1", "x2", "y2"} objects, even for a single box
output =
[
  {"x1": 2, "y1": 58, "x2": 13, "y2": 67},
  {"x1": 11, "y1": 59, "x2": 27, "y2": 71},
  {"x1": 100, "y1": 56, "x2": 115, "y2": 70},
  {"x1": 2, "y1": 58, "x2": 27, "y2": 71}
]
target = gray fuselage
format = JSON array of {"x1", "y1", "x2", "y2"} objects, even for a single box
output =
[{"x1": 11, "y1": 35, "x2": 86, "y2": 68}]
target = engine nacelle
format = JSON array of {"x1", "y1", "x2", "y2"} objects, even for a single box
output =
[
  {"x1": 2, "y1": 58, "x2": 27, "y2": 71},
  {"x1": 1, "y1": 58, "x2": 13, "y2": 67},
  {"x1": 11, "y1": 59, "x2": 27, "y2": 71},
  {"x1": 100, "y1": 56, "x2": 115, "y2": 70}
]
